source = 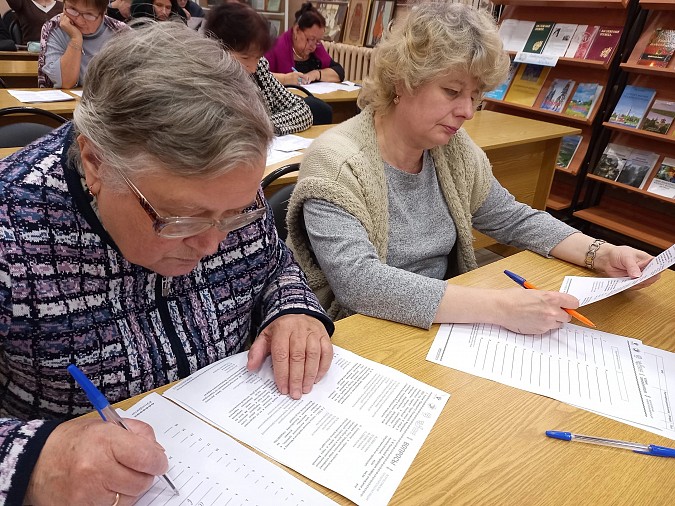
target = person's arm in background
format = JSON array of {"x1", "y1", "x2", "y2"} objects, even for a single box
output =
[
  {"x1": 256, "y1": 58, "x2": 313, "y2": 134},
  {"x1": 245, "y1": 192, "x2": 334, "y2": 400},
  {"x1": 55, "y1": 15, "x2": 82, "y2": 88},
  {"x1": 310, "y1": 43, "x2": 344, "y2": 82}
]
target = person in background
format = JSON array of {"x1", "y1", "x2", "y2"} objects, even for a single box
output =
[
  {"x1": 1, "y1": 22, "x2": 333, "y2": 505},
  {"x1": 177, "y1": 0, "x2": 203, "y2": 19},
  {"x1": 265, "y1": 1, "x2": 344, "y2": 86},
  {"x1": 107, "y1": 0, "x2": 132, "y2": 21},
  {"x1": 286, "y1": 2, "x2": 660, "y2": 333},
  {"x1": 38, "y1": 0, "x2": 128, "y2": 88},
  {"x1": 0, "y1": 18, "x2": 17, "y2": 50},
  {"x1": 7, "y1": 0, "x2": 63, "y2": 44},
  {"x1": 205, "y1": 2, "x2": 312, "y2": 135},
  {"x1": 129, "y1": 0, "x2": 185, "y2": 21}
]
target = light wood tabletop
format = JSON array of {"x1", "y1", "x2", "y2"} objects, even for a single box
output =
[
  {"x1": 0, "y1": 50, "x2": 39, "y2": 61},
  {"x1": 0, "y1": 88, "x2": 80, "y2": 117},
  {"x1": 112, "y1": 251, "x2": 674, "y2": 505}
]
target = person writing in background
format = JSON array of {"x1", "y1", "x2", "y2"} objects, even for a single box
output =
[
  {"x1": 204, "y1": 2, "x2": 313, "y2": 135},
  {"x1": 265, "y1": 1, "x2": 344, "y2": 86},
  {"x1": 1, "y1": 22, "x2": 333, "y2": 505},
  {"x1": 286, "y1": 2, "x2": 659, "y2": 334},
  {"x1": 7, "y1": 0, "x2": 63, "y2": 45},
  {"x1": 38, "y1": 0, "x2": 128, "y2": 88},
  {"x1": 177, "y1": 0, "x2": 204, "y2": 19},
  {"x1": 129, "y1": 0, "x2": 185, "y2": 22}
]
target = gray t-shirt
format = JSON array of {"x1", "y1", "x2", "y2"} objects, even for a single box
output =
[{"x1": 303, "y1": 151, "x2": 577, "y2": 328}]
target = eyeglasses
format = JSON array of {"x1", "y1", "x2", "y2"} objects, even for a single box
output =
[
  {"x1": 300, "y1": 31, "x2": 319, "y2": 45},
  {"x1": 64, "y1": 7, "x2": 101, "y2": 22},
  {"x1": 115, "y1": 168, "x2": 266, "y2": 239}
]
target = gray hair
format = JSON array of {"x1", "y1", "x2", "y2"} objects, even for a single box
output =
[
  {"x1": 72, "y1": 21, "x2": 273, "y2": 184},
  {"x1": 358, "y1": 2, "x2": 510, "y2": 114}
]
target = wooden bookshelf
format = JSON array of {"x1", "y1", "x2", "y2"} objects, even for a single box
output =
[
  {"x1": 487, "y1": 1, "x2": 634, "y2": 211},
  {"x1": 573, "y1": 2, "x2": 675, "y2": 249}
]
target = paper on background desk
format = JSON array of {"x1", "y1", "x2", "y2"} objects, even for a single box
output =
[
  {"x1": 164, "y1": 346, "x2": 449, "y2": 506},
  {"x1": 427, "y1": 323, "x2": 675, "y2": 440},
  {"x1": 560, "y1": 243, "x2": 675, "y2": 306},
  {"x1": 271, "y1": 134, "x2": 313, "y2": 152},
  {"x1": 266, "y1": 148, "x2": 301, "y2": 166},
  {"x1": 7, "y1": 89, "x2": 74, "y2": 103},
  {"x1": 120, "y1": 393, "x2": 338, "y2": 505},
  {"x1": 302, "y1": 81, "x2": 361, "y2": 94},
  {"x1": 69, "y1": 90, "x2": 83, "y2": 97}
]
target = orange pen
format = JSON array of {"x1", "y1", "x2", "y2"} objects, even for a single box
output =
[{"x1": 503, "y1": 270, "x2": 596, "y2": 328}]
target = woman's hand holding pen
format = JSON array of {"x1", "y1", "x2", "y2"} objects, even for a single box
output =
[
  {"x1": 25, "y1": 417, "x2": 169, "y2": 506},
  {"x1": 495, "y1": 288, "x2": 580, "y2": 335}
]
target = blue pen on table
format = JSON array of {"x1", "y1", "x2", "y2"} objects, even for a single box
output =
[
  {"x1": 503, "y1": 269, "x2": 596, "y2": 327},
  {"x1": 67, "y1": 364, "x2": 180, "y2": 495},
  {"x1": 546, "y1": 431, "x2": 675, "y2": 458}
]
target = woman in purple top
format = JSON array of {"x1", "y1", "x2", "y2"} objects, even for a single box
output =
[{"x1": 265, "y1": 2, "x2": 344, "y2": 86}]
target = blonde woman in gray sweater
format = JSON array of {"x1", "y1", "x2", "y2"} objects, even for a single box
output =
[{"x1": 286, "y1": 2, "x2": 659, "y2": 333}]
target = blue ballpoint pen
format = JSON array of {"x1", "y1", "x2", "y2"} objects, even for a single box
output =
[
  {"x1": 546, "y1": 430, "x2": 675, "y2": 458},
  {"x1": 67, "y1": 364, "x2": 180, "y2": 495}
]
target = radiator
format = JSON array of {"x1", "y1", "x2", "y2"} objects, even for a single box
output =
[{"x1": 322, "y1": 42, "x2": 374, "y2": 83}]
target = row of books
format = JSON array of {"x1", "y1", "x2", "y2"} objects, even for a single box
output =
[
  {"x1": 498, "y1": 20, "x2": 623, "y2": 63},
  {"x1": 485, "y1": 63, "x2": 603, "y2": 120},
  {"x1": 608, "y1": 85, "x2": 675, "y2": 135},
  {"x1": 593, "y1": 143, "x2": 675, "y2": 198}
]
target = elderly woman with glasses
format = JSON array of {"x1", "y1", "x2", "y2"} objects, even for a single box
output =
[
  {"x1": 1, "y1": 22, "x2": 333, "y2": 505},
  {"x1": 38, "y1": 0, "x2": 128, "y2": 88},
  {"x1": 265, "y1": 1, "x2": 344, "y2": 86}
]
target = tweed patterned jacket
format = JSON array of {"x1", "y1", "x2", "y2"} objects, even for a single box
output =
[
  {"x1": 0, "y1": 124, "x2": 332, "y2": 504},
  {"x1": 254, "y1": 57, "x2": 313, "y2": 135}
]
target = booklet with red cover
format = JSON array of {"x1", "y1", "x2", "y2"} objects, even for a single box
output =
[
  {"x1": 585, "y1": 26, "x2": 623, "y2": 63},
  {"x1": 638, "y1": 28, "x2": 675, "y2": 68}
]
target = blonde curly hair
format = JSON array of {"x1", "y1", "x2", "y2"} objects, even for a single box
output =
[{"x1": 358, "y1": 2, "x2": 510, "y2": 114}]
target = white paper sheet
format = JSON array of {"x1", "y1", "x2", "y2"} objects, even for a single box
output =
[
  {"x1": 120, "y1": 393, "x2": 338, "y2": 506},
  {"x1": 302, "y1": 81, "x2": 361, "y2": 94},
  {"x1": 69, "y1": 90, "x2": 83, "y2": 97},
  {"x1": 266, "y1": 148, "x2": 301, "y2": 166},
  {"x1": 163, "y1": 347, "x2": 449, "y2": 506},
  {"x1": 7, "y1": 89, "x2": 75, "y2": 103},
  {"x1": 427, "y1": 323, "x2": 675, "y2": 440},
  {"x1": 271, "y1": 134, "x2": 313, "y2": 152},
  {"x1": 560, "y1": 243, "x2": 675, "y2": 306}
]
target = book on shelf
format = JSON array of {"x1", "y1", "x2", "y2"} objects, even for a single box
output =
[
  {"x1": 571, "y1": 25, "x2": 600, "y2": 59},
  {"x1": 564, "y1": 24, "x2": 588, "y2": 58},
  {"x1": 555, "y1": 135, "x2": 583, "y2": 170},
  {"x1": 540, "y1": 78, "x2": 575, "y2": 113},
  {"x1": 608, "y1": 85, "x2": 657, "y2": 129},
  {"x1": 522, "y1": 21, "x2": 554, "y2": 54},
  {"x1": 266, "y1": 0, "x2": 281, "y2": 12},
  {"x1": 640, "y1": 99, "x2": 675, "y2": 134},
  {"x1": 484, "y1": 60, "x2": 519, "y2": 100},
  {"x1": 646, "y1": 157, "x2": 675, "y2": 199},
  {"x1": 541, "y1": 23, "x2": 578, "y2": 57},
  {"x1": 563, "y1": 82, "x2": 603, "y2": 119},
  {"x1": 593, "y1": 143, "x2": 633, "y2": 182},
  {"x1": 499, "y1": 19, "x2": 536, "y2": 53},
  {"x1": 503, "y1": 64, "x2": 551, "y2": 107},
  {"x1": 615, "y1": 149, "x2": 660, "y2": 189},
  {"x1": 638, "y1": 28, "x2": 675, "y2": 68},
  {"x1": 585, "y1": 26, "x2": 623, "y2": 63}
]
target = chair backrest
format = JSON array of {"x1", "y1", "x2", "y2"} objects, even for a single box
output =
[
  {"x1": 0, "y1": 106, "x2": 68, "y2": 148},
  {"x1": 8, "y1": 18, "x2": 22, "y2": 46},
  {"x1": 261, "y1": 163, "x2": 300, "y2": 241},
  {"x1": 2, "y1": 10, "x2": 16, "y2": 32}
]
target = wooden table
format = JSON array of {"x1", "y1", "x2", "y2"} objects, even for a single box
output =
[
  {"x1": 0, "y1": 60, "x2": 39, "y2": 87},
  {"x1": 0, "y1": 50, "x2": 39, "y2": 61},
  {"x1": 114, "y1": 251, "x2": 675, "y2": 505},
  {"x1": 0, "y1": 88, "x2": 80, "y2": 126}
]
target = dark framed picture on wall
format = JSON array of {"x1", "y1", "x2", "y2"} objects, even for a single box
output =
[
  {"x1": 343, "y1": 0, "x2": 372, "y2": 46},
  {"x1": 365, "y1": 0, "x2": 395, "y2": 47},
  {"x1": 316, "y1": 1, "x2": 349, "y2": 43}
]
